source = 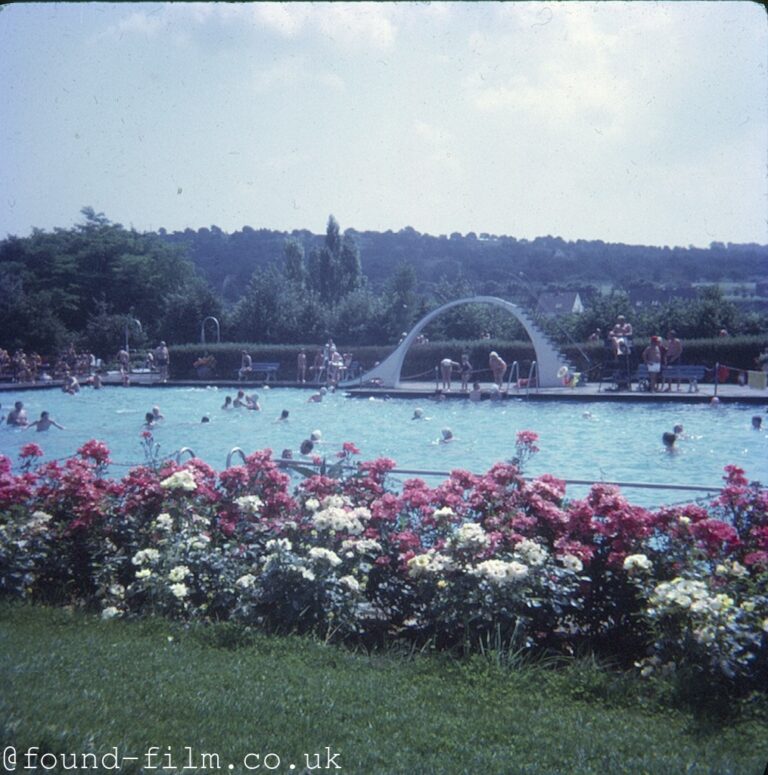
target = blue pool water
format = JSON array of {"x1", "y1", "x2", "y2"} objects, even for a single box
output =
[{"x1": 1, "y1": 386, "x2": 765, "y2": 507}]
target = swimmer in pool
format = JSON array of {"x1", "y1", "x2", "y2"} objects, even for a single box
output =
[
  {"x1": 439, "y1": 428, "x2": 454, "y2": 444},
  {"x1": 246, "y1": 394, "x2": 261, "y2": 411},
  {"x1": 151, "y1": 405, "x2": 164, "y2": 421},
  {"x1": 662, "y1": 431, "x2": 677, "y2": 452},
  {"x1": 201, "y1": 415, "x2": 210, "y2": 423},
  {"x1": 299, "y1": 439, "x2": 314, "y2": 456},
  {"x1": 308, "y1": 387, "x2": 327, "y2": 403},
  {"x1": 27, "y1": 411, "x2": 64, "y2": 432},
  {"x1": 412, "y1": 408, "x2": 425, "y2": 420},
  {"x1": 6, "y1": 401, "x2": 28, "y2": 426},
  {"x1": 233, "y1": 390, "x2": 248, "y2": 408},
  {"x1": 469, "y1": 382, "x2": 482, "y2": 402},
  {"x1": 221, "y1": 396, "x2": 233, "y2": 410},
  {"x1": 752, "y1": 415, "x2": 762, "y2": 430},
  {"x1": 143, "y1": 412, "x2": 156, "y2": 429},
  {"x1": 275, "y1": 409, "x2": 290, "y2": 422}
]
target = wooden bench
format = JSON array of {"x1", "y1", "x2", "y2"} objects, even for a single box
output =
[
  {"x1": 635, "y1": 364, "x2": 707, "y2": 391},
  {"x1": 238, "y1": 362, "x2": 279, "y2": 382}
]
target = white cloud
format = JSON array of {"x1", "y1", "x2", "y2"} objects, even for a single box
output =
[{"x1": 104, "y1": 2, "x2": 398, "y2": 51}]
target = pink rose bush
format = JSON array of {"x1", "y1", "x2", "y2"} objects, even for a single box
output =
[{"x1": 0, "y1": 435, "x2": 766, "y2": 693}]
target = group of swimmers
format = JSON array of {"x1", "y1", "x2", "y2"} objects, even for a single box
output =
[
  {"x1": 221, "y1": 390, "x2": 262, "y2": 411},
  {"x1": 2, "y1": 401, "x2": 65, "y2": 432}
]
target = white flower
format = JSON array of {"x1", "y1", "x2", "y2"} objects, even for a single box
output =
[
  {"x1": 135, "y1": 568, "x2": 152, "y2": 580},
  {"x1": 168, "y1": 565, "x2": 190, "y2": 582},
  {"x1": 187, "y1": 535, "x2": 210, "y2": 551},
  {"x1": 313, "y1": 506, "x2": 367, "y2": 535},
  {"x1": 730, "y1": 561, "x2": 748, "y2": 578},
  {"x1": 235, "y1": 495, "x2": 263, "y2": 515},
  {"x1": 623, "y1": 554, "x2": 652, "y2": 572},
  {"x1": 339, "y1": 575, "x2": 361, "y2": 593},
  {"x1": 299, "y1": 567, "x2": 316, "y2": 582},
  {"x1": 305, "y1": 498, "x2": 320, "y2": 512},
  {"x1": 560, "y1": 554, "x2": 583, "y2": 573},
  {"x1": 170, "y1": 582, "x2": 188, "y2": 599},
  {"x1": 407, "y1": 551, "x2": 453, "y2": 578},
  {"x1": 108, "y1": 584, "x2": 125, "y2": 598},
  {"x1": 454, "y1": 522, "x2": 490, "y2": 550},
  {"x1": 235, "y1": 574, "x2": 256, "y2": 589},
  {"x1": 342, "y1": 538, "x2": 382, "y2": 555},
  {"x1": 155, "y1": 513, "x2": 173, "y2": 531},
  {"x1": 514, "y1": 539, "x2": 548, "y2": 567},
  {"x1": 433, "y1": 506, "x2": 455, "y2": 521},
  {"x1": 27, "y1": 510, "x2": 52, "y2": 531},
  {"x1": 160, "y1": 469, "x2": 197, "y2": 491},
  {"x1": 473, "y1": 559, "x2": 529, "y2": 585},
  {"x1": 266, "y1": 537, "x2": 292, "y2": 553},
  {"x1": 101, "y1": 606, "x2": 121, "y2": 620},
  {"x1": 132, "y1": 548, "x2": 160, "y2": 565},
  {"x1": 308, "y1": 547, "x2": 342, "y2": 567}
]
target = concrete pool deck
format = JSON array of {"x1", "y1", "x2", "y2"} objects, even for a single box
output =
[{"x1": 2, "y1": 378, "x2": 766, "y2": 405}]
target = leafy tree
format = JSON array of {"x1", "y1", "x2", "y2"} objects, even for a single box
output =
[{"x1": 283, "y1": 239, "x2": 307, "y2": 290}]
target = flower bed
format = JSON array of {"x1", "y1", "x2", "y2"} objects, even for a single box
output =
[{"x1": 1, "y1": 434, "x2": 766, "y2": 695}]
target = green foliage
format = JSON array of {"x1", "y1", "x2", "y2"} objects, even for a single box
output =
[{"x1": 0, "y1": 209, "x2": 205, "y2": 357}]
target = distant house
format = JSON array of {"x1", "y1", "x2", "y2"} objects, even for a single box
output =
[
  {"x1": 628, "y1": 286, "x2": 698, "y2": 308},
  {"x1": 536, "y1": 292, "x2": 584, "y2": 317}
]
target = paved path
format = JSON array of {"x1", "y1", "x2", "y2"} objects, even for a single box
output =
[{"x1": 2, "y1": 376, "x2": 765, "y2": 405}]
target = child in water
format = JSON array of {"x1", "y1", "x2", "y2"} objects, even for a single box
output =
[{"x1": 27, "y1": 411, "x2": 64, "y2": 432}]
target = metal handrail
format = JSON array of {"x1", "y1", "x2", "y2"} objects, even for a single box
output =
[
  {"x1": 526, "y1": 361, "x2": 538, "y2": 396},
  {"x1": 175, "y1": 447, "x2": 196, "y2": 463},
  {"x1": 271, "y1": 456, "x2": 732, "y2": 495},
  {"x1": 226, "y1": 447, "x2": 247, "y2": 468},
  {"x1": 506, "y1": 361, "x2": 520, "y2": 392},
  {"x1": 201, "y1": 316, "x2": 221, "y2": 345}
]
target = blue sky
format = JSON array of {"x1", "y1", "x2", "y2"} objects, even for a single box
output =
[{"x1": 1, "y1": 2, "x2": 766, "y2": 247}]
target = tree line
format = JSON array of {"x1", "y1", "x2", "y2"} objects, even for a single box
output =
[{"x1": 1, "y1": 208, "x2": 766, "y2": 359}]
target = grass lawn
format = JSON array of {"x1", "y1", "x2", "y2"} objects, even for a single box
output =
[{"x1": 1, "y1": 604, "x2": 766, "y2": 775}]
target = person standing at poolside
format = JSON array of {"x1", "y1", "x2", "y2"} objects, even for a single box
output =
[
  {"x1": 642, "y1": 336, "x2": 663, "y2": 392},
  {"x1": 117, "y1": 348, "x2": 130, "y2": 375},
  {"x1": 6, "y1": 401, "x2": 28, "y2": 426},
  {"x1": 440, "y1": 357, "x2": 459, "y2": 391},
  {"x1": 460, "y1": 353, "x2": 473, "y2": 392},
  {"x1": 154, "y1": 341, "x2": 170, "y2": 382},
  {"x1": 27, "y1": 411, "x2": 64, "y2": 432},
  {"x1": 489, "y1": 351, "x2": 507, "y2": 387},
  {"x1": 662, "y1": 330, "x2": 683, "y2": 392},
  {"x1": 297, "y1": 349, "x2": 307, "y2": 383},
  {"x1": 239, "y1": 351, "x2": 253, "y2": 381}
]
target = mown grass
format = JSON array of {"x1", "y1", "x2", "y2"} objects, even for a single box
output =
[{"x1": 1, "y1": 603, "x2": 766, "y2": 775}]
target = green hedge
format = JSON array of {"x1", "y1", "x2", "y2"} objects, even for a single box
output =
[{"x1": 168, "y1": 336, "x2": 767, "y2": 383}]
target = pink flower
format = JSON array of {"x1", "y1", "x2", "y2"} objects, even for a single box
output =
[
  {"x1": 19, "y1": 443, "x2": 44, "y2": 459},
  {"x1": 515, "y1": 430, "x2": 540, "y2": 451},
  {"x1": 77, "y1": 439, "x2": 111, "y2": 466}
]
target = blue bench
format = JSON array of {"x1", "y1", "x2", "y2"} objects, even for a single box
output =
[
  {"x1": 238, "y1": 362, "x2": 279, "y2": 382},
  {"x1": 635, "y1": 364, "x2": 707, "y2": 391}
]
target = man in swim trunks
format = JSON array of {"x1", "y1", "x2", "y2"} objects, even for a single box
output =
[
  {"x1": 662, "y1": 330, "x2": 683, "y2": 392},
  {"x1": 642, "y1": 336, "x2": 663, "y2": 392},
  {"x1": 6, "y1": 401, "x2": 28, "y2": 426}
]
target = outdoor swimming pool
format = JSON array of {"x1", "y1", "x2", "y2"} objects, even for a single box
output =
[{"x1": 1, "y1": 386, "x2": 765, "y2": 507}]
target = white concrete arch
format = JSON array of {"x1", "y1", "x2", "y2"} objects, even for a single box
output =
[{"x1": 344, "y1": 296, "x2": 570, "y2": 388}]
